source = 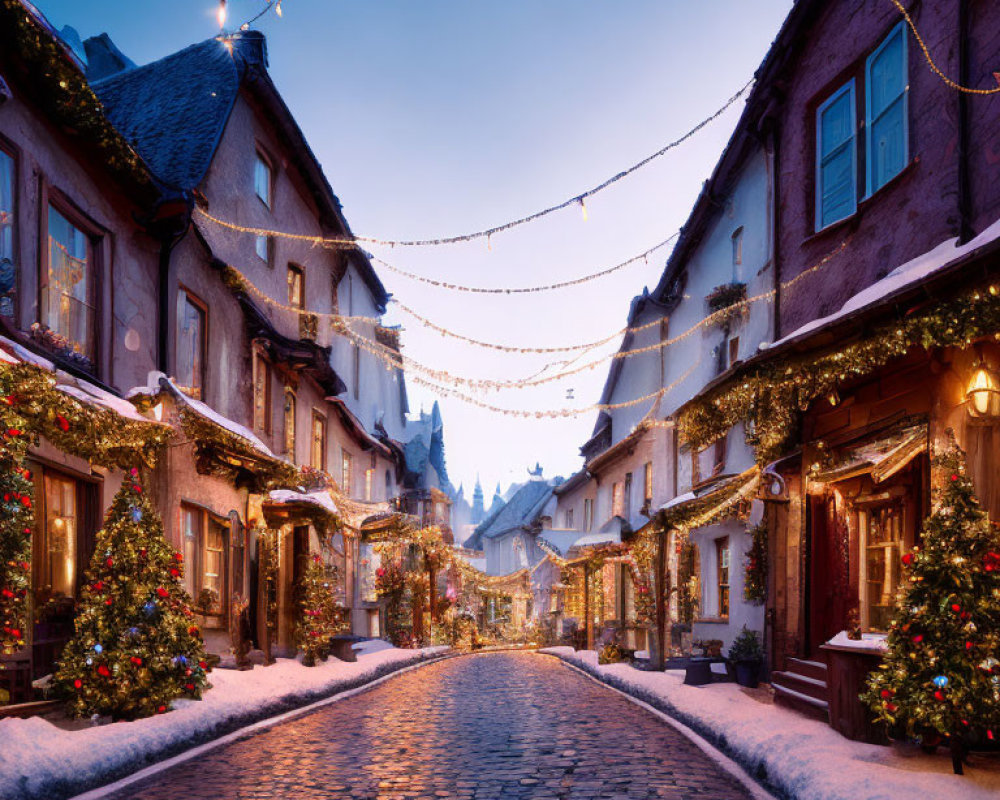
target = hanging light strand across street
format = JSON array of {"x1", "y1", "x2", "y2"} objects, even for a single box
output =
[
  {"x1": 366, "y1": 232, "x2": 680, "y2": 294},
  {"x1": 221, "y1": 236, "x2": 848, "y2": 394},
  {"x1": 193, "y1": 80, "x2": 752, "y2": 249}
]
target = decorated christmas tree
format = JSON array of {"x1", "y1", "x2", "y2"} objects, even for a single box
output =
[
  {"x1": 863, "y1": 442, "x2": 1000, "y2": 773},
  {"x1": 0, "y1": 397, "x2": 32, "y2": 658},
  {"x1": 295, "y1": 553, "x2": 345, "y2": 666},
  {"x1": 55, "y1": 472, "x2": 210, "y2": 720}
]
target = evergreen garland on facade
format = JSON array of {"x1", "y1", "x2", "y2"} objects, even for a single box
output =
[
  {"x1": 0, "y1": 393, "x2": 32, "y2": 656},
  {"x1": 743, "y1": 522, "x2": 768, "y2": 605},
  {"x1": 54, "y1": 475, "x2": 210, "y2": 720}
]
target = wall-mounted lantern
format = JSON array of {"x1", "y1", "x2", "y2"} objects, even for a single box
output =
[{"x1": 967, "y1": 357, "x2": 1000, "y2": 418}]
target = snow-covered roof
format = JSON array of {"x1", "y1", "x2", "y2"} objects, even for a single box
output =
[
  {"x1": 572, "y1": 530, "x2": 622, "y2": 549},
  {"x1": 130, "y1": 372, "x2": 283, "y2": 462},
  {"x1": 268, "y1": 489, "x2": 338, "y2": 516},
  {"x1": 763, "y1": 216, "x2": 1000, "y2": 353},
  {"x1": 0, "y1": 336, "x2": 157, "y2": 425}
]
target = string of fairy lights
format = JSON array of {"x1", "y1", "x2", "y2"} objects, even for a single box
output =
[
  {"x1": 191, "y1": 71, "x2": 751, "y2": 250},
  {"x1": 218, "y1": 234, "x2": 848, "y2": 397},
  {"x1": 199, "y1": 0, "x2": 999, "y2": 422}
]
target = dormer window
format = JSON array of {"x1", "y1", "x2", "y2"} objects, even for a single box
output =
[{"x1": 254, "y1": 149, "x2": 272, "y2": 208}]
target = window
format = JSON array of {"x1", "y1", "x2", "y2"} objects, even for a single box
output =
[
  {"x1": 180, "y1": 505, "x2": 201, "y2": 598},
  {"x1": 310, "y1": 411, "x2": 326, "y2": 471},
  {"x1": 287, "y1": 263, "x2": 304, "y2": 309},
  {"x1": 814, "y1": 25, "x2": 908, "y2": 230},
  {"x1": 565, "y1": 508, "x2": 574, "y2": 529},
  {"x1": 717, "y1": 537, "x2": 730, "y2": 618},
  {"x1": 42, "y1": 472, "x2": 78, "y2": 598},
  {"x1": 866, "y1": 22, "x2": 908, "y2": 195},
  {"x1": 583, "y1": 498, "x2": 594, "y2": 532},
  {"x1": 816, "y1": 81, "x2": 857, "y2": 230},
  {"x1": 644, "y1": 462, "x2": 653, "y2": 502},
  {"x1": 731, "y1": 226, "x2": 743, "y2": 277},
  {"x1": 202, "y1": 520, "x2": 226, "y2": 614},
  {"x1": 385, "y1": 469, "x2": 393, "y2": 500},
  {"x1": 623, "y1": 472, "x2": 633, "y2": 521},
  {"x1": 255, "y1": 234, "x2": 273, "y2": 265},
  {"x1": 728, "y1": 336, "x2": 740, "y2": 368},
  {"x1": 342, "y1": 449, "x2": 353, "y2": 495},
  {"x1": 253, "y1": 352, "x2": 272, "y2": 435},
  {"x1": 860, "y1": 503, "x2": 905, "y2": 631},
  {"x1": 611, "y1": 482, "x2": 624, "y2": 518},
  {"x1": 176, "y1": 290, "x2": 206, "y2": 398},
  {"x1": 254, "y1": 150, "x2": 272, "y2": 208},
  {"x1": 44, "y1": 204, "x2": 94, "y2": 359},
  {"x1": 365, "y1": 468, "x2": 374, "y2": 501},
  {"x1": 0, "y1": 147, "x2": 14, "y2": 318},
  {"x1": 283, "y1": 389, "x2": 296, "y2": 460}
]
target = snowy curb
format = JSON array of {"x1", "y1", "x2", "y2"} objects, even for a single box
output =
[
  {"x1": 538, "y1": 647, "x2": 1000, "y2": 800},
  {"x1": 0, "y1": 645, "x2": 451, "y2": 800}
]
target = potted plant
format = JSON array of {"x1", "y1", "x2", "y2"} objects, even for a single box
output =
[{"x1": 727, "y1": 626, "x2": 764, "y2": 688}]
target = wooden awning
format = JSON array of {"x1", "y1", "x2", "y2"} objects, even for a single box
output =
[
  {"x1": 811, "y1": 424, "x2": 927, "y2": 485},
  {"x1": 656, "y1": 466, "x2": 760, "y2": 531}
]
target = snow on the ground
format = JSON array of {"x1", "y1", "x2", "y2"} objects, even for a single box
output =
[
  {"x1": 541, "y1": 647, "x2": 1000, "y2": 800},
  {"x1": 0, "y1": 645, "x2": 449, "y2": 800}
]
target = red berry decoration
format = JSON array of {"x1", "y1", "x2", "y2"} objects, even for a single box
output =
[
  {"x1": 902, "y1": 552, "x2": 914, "y2": 566},
  {"x1": 950, "y1": 473, "x2": 959, "y2": 481},
  {"x1": 951, "y1": 603, "x2": 961, "y2": 613},
  {"x1": 912, "y1": 634, "x2": 923, "y2": 643},
  {"x1": 156, "y1": 587, "x2": 169, "y2": 599},
  {"x1": 97, "y1": 665, "x2": 111, "y2": 677},
  {"x1": 934, "y1": 690, "x2": 946, "y2": 701},
  {"x1": 55, "y1": 414, "x2": 69, "y2": 432},
  {"x1": 73, "y1": 679, "x2": 82, "y2": 689}
]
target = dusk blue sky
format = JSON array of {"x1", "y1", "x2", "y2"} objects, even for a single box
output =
[{"x1": 38, "y1": 1, "x2": 793, "y2": 497}]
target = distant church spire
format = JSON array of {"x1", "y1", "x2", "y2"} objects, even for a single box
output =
[{"x1": 471, "y1": 475, "x2": 485, "y2": 524}]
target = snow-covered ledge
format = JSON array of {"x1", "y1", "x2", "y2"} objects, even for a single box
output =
[{"x1": 0, "y1": 644, "x2": 450, "y2": 800}]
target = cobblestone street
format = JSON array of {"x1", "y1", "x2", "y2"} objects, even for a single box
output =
[{"x1": 105, "y1": 653, "x2": 754, "y2": 800}]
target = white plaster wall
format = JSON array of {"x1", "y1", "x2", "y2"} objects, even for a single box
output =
[
  {"x1": 689, "y1": 506, "x2": 766, "y2": 651},
  {"x1": 605, "y1": 303, "x2": 668, "y2": 443}
]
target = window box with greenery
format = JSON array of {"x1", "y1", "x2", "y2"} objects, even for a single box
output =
[{"x1": 705, "y1": 282, "x2": 747, "y2": 324}]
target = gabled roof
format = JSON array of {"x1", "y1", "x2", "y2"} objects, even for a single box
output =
[
  {"x1": 93, "y1": 36, "x2": 242, "y2": 192},
  {"x1": 91, "y1": 30, "x2": 388, "y2": 308},
  {"x1": 474, "y1": 481, "x2": 553, "y2": 541}
]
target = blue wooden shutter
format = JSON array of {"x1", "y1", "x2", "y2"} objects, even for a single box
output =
[
  {"x1": 866, "y1": 22, "x2": 908, "y2": 195},
  {"x1": 816, "y1": 81, "x2": 857, "y2": 231}
]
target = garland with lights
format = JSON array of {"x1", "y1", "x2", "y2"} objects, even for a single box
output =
[
  {"x1": 0, "y1": 384, "x2": 32, "y2": 657},
  {"x1": 0, "y1": 1, "x2": 155, "y2": 198},
  {"x1": 0, "y1": 363, "x2": 171, "y2": 470},
  {"x1": 863, "y1": 442, "x2": 1000, "y2": 773},
  {"x1": 743, "y1": 522, "x2": 767, "y2": 605},
  {"x1": 54, "y1": 475, "x2": 210, "y2": 720},
  {"x1": 678, "y1": 285, "x2": 1000, "y2": 464}
]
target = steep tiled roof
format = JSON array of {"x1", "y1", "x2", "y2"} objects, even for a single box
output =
[
  {"x1": 93, "y1": 37, "x2": 244, "y2": 191},
  {"x1": 474, "y1": 481, "x2": 553, "y2": 541}
]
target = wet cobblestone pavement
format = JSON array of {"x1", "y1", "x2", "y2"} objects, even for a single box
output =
[{"x1": 107, "y1": 653, "x2": 754, "y2": 800}]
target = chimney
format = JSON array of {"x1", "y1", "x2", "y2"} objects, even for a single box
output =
[
  {"x1": 234, "y1": 30, "x2": 268, "y2": 71},
  {"x1": 83, "y1": 33, "x2": 136, "y2": 81}
]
